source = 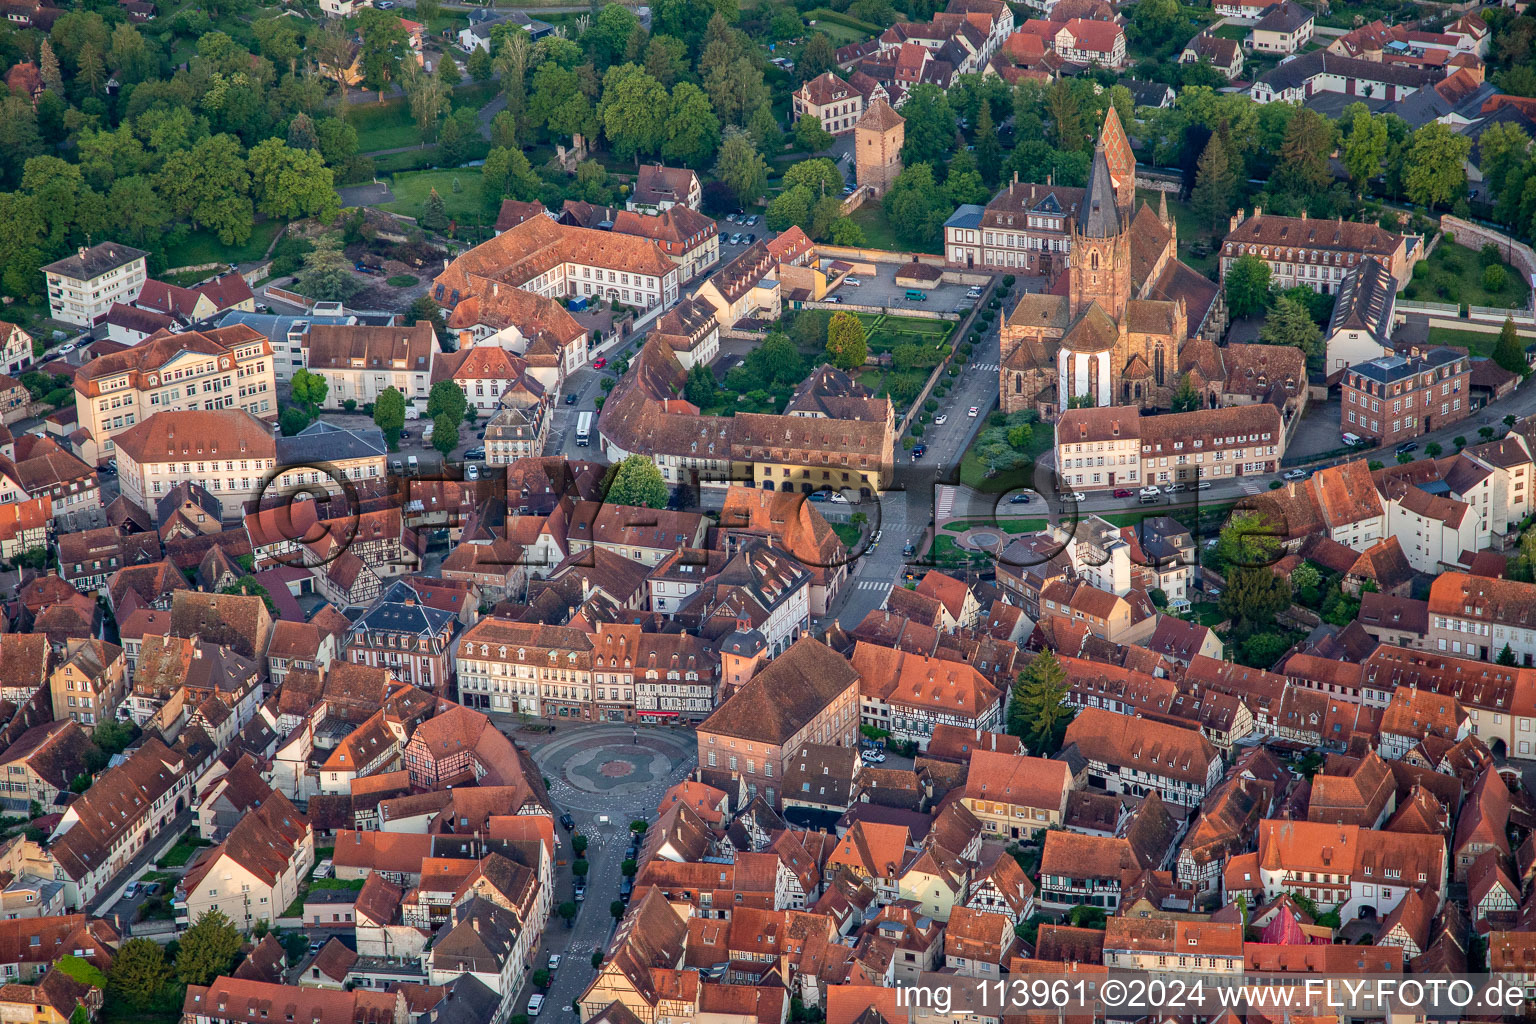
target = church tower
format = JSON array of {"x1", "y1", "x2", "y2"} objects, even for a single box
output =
[{"x1": 1069, "y1": 140, "x2": 1132, "y2": 321}]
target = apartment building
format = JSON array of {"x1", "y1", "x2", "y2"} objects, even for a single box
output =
[
  {"x1": 173, "y1": 793, "x2": 313, "y2": 929},
  {"x1": 42, "y1": 243, "x2": 148, "y2": 327},
  {"x1": 612, "y1": 207, "x2": 720, "y2": 283},
  {"x1": 791, "y1": 71, "x2": 886, "y2": 135},
  {"x1": 73, "y1": 325, "x2": 276, "y2": 458},
  {"x1": 48, "y1": 638, "x2": 126, "y2": 732},
  {"x1": 1428, "y1": 572, "x2": 1536, "y2": 665},
  {"x1": 112, "y1": 409, "x2": 277, "y2": 523},
  {"x1": 344, "y1": 581, "x2": 457, "y2": 692},
  {"x1": 1342, "y1": 349, "x2": 1470, "y2": 445},
  {"x1": 696, "y1": 638, "x2": 860, "y2": 808},
  {"x1": 1056, "y1": 404, "x2": 1284, "y2": 491},
  {"x1": 1054, "y1": 407, "x2": 1141, "y2": 492},
  {"x1": 1102, "y1": 919, "x2": 1245, "y2": 973},
  {"x1": 182, "y1": 980, "x2": 408, "y2": 1024},
  {"x1": 454, "y1": 618, "x2": 594, "y2": 717},
  {"x1": 960, "y1": 750, "x2": 1073, "y2": 840},
  {"x1": 1063, "y1": 707, "x2": 1222, "y2": 807},
  {"x1": 852, "y1": 643, "x2": 1003, "y2": 750},
  {"x1": 1256, "y1": 820, "x2": 1447, "y2": 920},
  {"x1": 1221, "y1": 209, "x2": 1419, "y2": 294},
  {"x1": 304, "y1": 321, "x2": 437, "y2": 409}
]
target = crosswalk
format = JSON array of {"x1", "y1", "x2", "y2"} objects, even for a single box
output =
[
  {"x1": 936, "y1": 485, "x2": 956, "y2": 522},
  {"x1": 972, "y1": 363, "x2": 999, "y2": 373},
  {"x1": 853, "y1": 579, "x2": 891, "y2": 592},
  {"x1": 1239, "y1": 480, "x2": 1264, "y2": 495}
]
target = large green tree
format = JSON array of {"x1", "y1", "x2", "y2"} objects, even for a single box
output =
[
  {"x1": 883, "y1": 163, "x2": 949, "y2": 248},
  {"x1": 290, "y1": 368, "x2": 329, "y2": 415},
  {"x1": 427, "y1": 379, "x2": 469, "y2": 425},
  {"x1": 899, "y1": 85, "x2": 957, "y2": 167},
  {"x1": 1403, "y1": 123, "x2": 1472, "y2": 209},
  {"x1": 825, "y1": 311, "x2": 868, "y2": 371},
  {"x1": 107, "y1": 938, "x2": 172, "y2": 1010},
  {"x1": 1341, "y1": 104, "x2": 1389, "y2": 194},
  {"x1": 374, "y1": 387, "x2": 406, "y2": 449},
  {"x1": 246, "y1": 139, "x2": 340, "y2": 222},
  {"x1": 662, "y1": 82, "x2": 721, "y2": 166},
  {"x1": 598, "y1": 63, "x2": 669, "y2": 162},
  {"x1": 1191, "y1": 130, "x2": 1237, "y2": 230},
  {"x1": 357, "y1": 8, "x2": 411, "y2": 99},
  {"x1": 713, "y1": 126, "x2": 768, "y2": 206},
  {"x1": 1273, "y1": 107, "x2": 1336, "y2": 199},
  {"x1": 1494, "y1": 316, "x2": 1531, "y2": 377},
  {"x1": 296, "y1": 234, "x2": 361, "y2": 302},
  {"x1": 607, "y1": 454, "x2": 669, "y2": 509},
  {"x1": 1258, "y1": 294, "x2": 1324, "y2": 371},
  {"x1": 1007, "y1": 649, "x2": 1073, "y2": 755},
  {"x1": 175, "y1": 910, "x2": 242, "y2": 986},
  {"x1": 1224, "y1": 253, "x2": 1273, "y2": 319},
  {"x1": 156, "y1": 134, "x2": 253, "y2": 245}
]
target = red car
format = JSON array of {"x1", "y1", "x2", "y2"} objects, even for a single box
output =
[
  {"x1": 592, "y1": 357, "x2": 607, "y2": 369},
  {"x1": 1113, "y1": 488, "x2": 1133, "y2": 498}
]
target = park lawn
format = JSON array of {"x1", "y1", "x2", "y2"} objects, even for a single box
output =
[
  {"x1": 847, "y1": 206, "x2": 908, "y2": 252},
  {"x1": 349, "y1": 97, "x2": 423, "y2": 152},
  {"x1": 164, "y1": 219, "x2": 284, "y2": 269},
  {"x1": 1405, "y1": 241, "x2": 1532, "y2": 309},
  {"x1": 383, "y1": 168, "x2": 488, "y2": 223},
  {"x1": 854, "y1": 312, "x2": 954, "y2": 353},
  {"x1": 805, "y1": 8, "x2": 883, "y2": 35},
  {"x1": 800, "y1": 19, "x2": 868, "y2": 44}
]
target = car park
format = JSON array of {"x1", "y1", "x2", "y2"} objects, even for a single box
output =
[
  {"x1": 528, "y1": 997, "x2": 545, "y2": 1017},
  {"x1": 1283, "y1": 468, "x2": 1308, "y2": 481}
]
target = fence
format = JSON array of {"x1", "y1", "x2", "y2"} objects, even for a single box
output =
[
  {"x1": 264, "y1": 285, "x2": 314, "y2": 307},
  {"x1": 1396, "y1": 299, "x2": 1461, "y2": 316}
]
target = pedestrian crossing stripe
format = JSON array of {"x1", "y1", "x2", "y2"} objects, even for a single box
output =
[{"x1": 855, "y1": 579, "x2": 889, "y2": 591}]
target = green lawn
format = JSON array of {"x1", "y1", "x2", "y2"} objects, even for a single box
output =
[
  {"x1": 1405, "y1": 241, "x2": 1532, "y2": 309},
  {"x1": 383, "y1": 169, "x2": 487, "y2": 222},
  {"x1": 847, "y1": 205, "x2": 908, "y2": 252},
  {"x1": 157, "y1": 832, "x2": 211, "y2": 868},
  {"x1": 164, "y1": 219, "x2": 284, "y2": 269},
  {"x1": 854, "y1": 312, "x2": 954, "y2": 353},
  {"x1": 832, "y1": 523, "x2": 862, "y2": 548},
  {"x1": 349, "y1": 97, "x2": 423, "y2": 152},
  {"x1": 1427, "y1": 324, "x2": 1536, "y2": 357},
  {"x1": 1212, "y1": 24, "x2": 1249, "y2": 40}
]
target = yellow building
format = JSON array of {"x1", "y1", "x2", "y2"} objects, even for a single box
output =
[
  {"x1": 48, "y1": 639, "x2": 126, "y2": 733},
  {"x1": 960, "y1": 750, "x2": 1074, "y2": 840}
]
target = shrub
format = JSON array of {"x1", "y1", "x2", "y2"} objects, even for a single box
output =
[
  {"x1": 1269, "y1": 480, "x2": 1282, "y2": 489},
  {"x1": 910, "y1": 424, "x2": 924, "y2": 437},
  {"x1": 1002, "y1": 275, "x2": 1016, "y2": 286},
  {"x1": 1483, "y1": 264, "x2": 1508, "y2": 292}
]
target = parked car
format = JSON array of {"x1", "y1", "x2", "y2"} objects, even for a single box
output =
[
  {"x1": 1139, "y1": 486, "x2": 1162, "y2": 498},
  {"x1": 1165, "y1": 482, "x2": 1185, "y2": 493},
  {"x1": 1283, "y1": 468, "x2": 1308, "y2": 481},
  {"x1": 871, "y1": 529, "x2": 882, "y2": 545},
  {"x1": 911, "y1": 443, "x2": 927, "y2": 455},
  {"x1": 464, "y1": 446, "x2": 486, "y2": 460},
  {"x1": 592, "y1": 357, "x2": 607, "y2": 369},
  {"x1": 808, "y1": 491, "x2": 830, "y2": 502},
  {"x1": 828, "y1": 492, "x2": 849, "y2": 504},
  {"x1": 573, "y1": 882, "x2": 586, "y2": 902},
  {"x1": 528, "y1": 996, "x2": 545, "y2": 1018},
  {"x1": 746, "y1": 215, "x2": 759, "y2": 226},
  {"x1": 565, "y1": 393, "x2": 578, "y2": 404},
  {"x1": 902, "y1": 542, "x2": 916, "y2": 556},
  {"x1": 934, "y1": 414, "x2": 947, "y2": 425},
  {"x1": 844, "y1": 277, "x2": 861, "y2": 287},
  {"x1": 1071, "y1": 492, "x2": 1087, "y2": 502},
  {"x1": 1009, "y1": 493, "x2": 1030, "y2": 504},
  {"x1": 1113, "y1": 488, "x2": 1133, "y2": 498},
  {"x1": 729, "y1": 233, "x2": 743, "y2": 244},
  {"x1": 826, "y1": 295, "x2": 843, "y2": 302},
  {"x1": 1196, "y1": 481, "x2": 1213, "y2": 490},
  {"x1": 466, "y1": 464, "x2": 480, "y2": 481},
  {"x1": 1396, "y1": 441, "x2": 1419, "y2": 455},
  {"x1": 548, "y1": 955, "x2": 562, "y2": 971},
  {"x1": 124, "y1": 882, "x2": 140, "y2": 898},
  {"x1": 968, "y1": 406, "x2": 979, "y2": 417},
  {"x1": 559, "y1": 813, "x2": 575, "y2": 830}
]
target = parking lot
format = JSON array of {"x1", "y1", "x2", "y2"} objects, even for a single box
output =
[
  {"x1": 823, "y1": 266, "x2": 981, "y2": 312},
  {"x1": 719, "y1": 214, "x2": 767, "y2": 252}
]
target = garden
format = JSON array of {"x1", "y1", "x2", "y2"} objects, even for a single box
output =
[
  {"x1": 382, "y1": 169, "x2": 490, "y2": 225},
  {"x1": 1403, "y1": 240, "x2": 1531, "y2": 309}
]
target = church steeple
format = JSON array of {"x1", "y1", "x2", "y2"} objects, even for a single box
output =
[{"x1": 1077, "y1": 142, "x2": 1121, "y2": 239}]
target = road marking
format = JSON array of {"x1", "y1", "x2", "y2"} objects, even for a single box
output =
[
  {"x1": 973, "y1": 363, "x2": 999, "y2": 372},
  {"x1": 854, "y1": 579, "x2": 890, "y2": 592}
]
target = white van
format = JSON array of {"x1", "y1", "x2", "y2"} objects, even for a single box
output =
[
  {"x1": 528, "y1": 996, "x2": 545, "y2": 1017},
  {"x1": 407, "y1": 455, "x2": 419, "y2": 474},
  {"x1": 1342, "y1": 432, "x2": 1362, "y2": 446}
]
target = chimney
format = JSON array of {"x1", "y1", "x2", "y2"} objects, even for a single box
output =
[
  {"x1": 1254, "y1": 205, "x2": 1263, "y2": 218},
  {"x1": 1300, "y1": 210, "x2": 1308, "y2": 221},
  {"x1": 78, "y1": 247, "x2": 87, "y2": 260}
]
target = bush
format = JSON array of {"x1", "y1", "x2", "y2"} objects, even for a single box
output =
[
  {"x1": 1269, "y1": 480, "x2": 1282, "y2": 489},
  {"x1": 1002, "y1": 275, "x2": 1016, "y2": 286},
  {"x1": 343, "y1": 399, "x2": 357, "y2": 412},
  {"x1": 910, "y1": 424, "x2": 924, "y2": 437},
  {"x1": 1481, "y1": 243, "x2": 1503, "y2": 267},
  {"x1": 1483, "y1": 264, "x2": 1508, "y2": 292}
]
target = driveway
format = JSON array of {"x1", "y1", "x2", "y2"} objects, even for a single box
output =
[{"x1": 339, "y1": 183, "x2": 395, "y2": 208}]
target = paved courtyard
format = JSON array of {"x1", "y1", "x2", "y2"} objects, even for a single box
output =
[{"x1": 527, "y1": 724, "x2": 699, "y2": 816}]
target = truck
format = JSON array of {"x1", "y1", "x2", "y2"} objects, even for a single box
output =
[{"x1": 576, "y1": 411, "x2": 593, "y2": 447}]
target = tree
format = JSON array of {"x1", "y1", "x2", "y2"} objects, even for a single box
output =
[
  {"x1": 374, "y1": 388, "x2": 406, "y2": 449},
  {"x1": 558, "y1": 901, "x2": 578, "y2": 926},
  {"x1": 661, "y1": 82, "x2": 720, "y2": 166},
  {"x1": 404, "y1": 66, "x2": 449, "y2": 142},
  {"x1": 793, "y1": 113, "x2": 834, "y2": 154},
  {"x1": 76, "y1": 42, "x2": 106, "y2": 95},
  {"x1": 1259, "y1": 295, "x2": 1324, "y2": 371},
  {"x1": 1494, "y1": 316, "x2": 1530, "y2": 377},
  {"x1": 823, "y1": 311, "x2": 869, "y2": 371},
  {"x1": 108, "y1": 938, "x2": 172, "y2": 1010},
  {"x1": 1221, "y1": 565, "x2": 1292, "y2": 638},
  {"x1": 1171, "y1": 373, "x2": 1202, "y2": 412},
  {"x1": 713, "y1": 126, "x2": 768, "y2": 206},
  {"x1": 481, "y1": 146, "x2": 543, "y2": 211},
  {"x1": 1130, "y1": 0, "x2": 1182, "y2": 48},
  {"x1": 883, "y1": 163, "x2": 949, "y2": 248},
  {"x1": 1044, "y1": 79, "x2": 1083, "y2": 152},
  {"x1": 38, "y1": 40, "x2": 62, "y2": 93},
  {"x1": 296, "y1": 235, "x2": 361, "y2": 303},
  {"x1": 900, "y1": 85, "x2": 957, "y2": 166},
  {"x1": 358, "y1": 8, "x2": 411, "y2": 100},
  {"x1": 431, "y1": 413, "x2": 460, "y2": 456},
  {"x1": 1477, "y1": 121, "x2": 1531, "y2": 199},
  {"x1": 975, "y1": 103, "x2": 1003, "y2": 187},
  {"x1": 422, "y1": 187, "x2": 448, "y2": 232},
  {"x1": 599, "y1": 63, "x2": 669, "y2": 162},
  {"x1": 1191, "y1": 131, "x2": 1237, "y2": 230},
  {"x1": 746, "y1": 104, "x2": 782, "y2": 158},
  {"x1": 944, "y1": 151, "x2": 990, "y2": 206},
  {"x1": 685, "y1": 362, "x2": 717, "y2": 406},
  {"x1": 1290, "y1": 562, "x2": 1322, "y2": 591},
  {"x1": 1342, "y1": 106, "x2": 1389, "y2": 193},
  {"x1": 766, "y1": 185, "x2": 813, "y2": 232},
  {"x1": 1498, "y1": 643, "x2": 1518, "y2": 666},
  {"x1": 1224, "y1": 253, "x2": 1273, "y2": 319},
  {"x1": 280, "y1": 406, "x2": 312, "y2": 436},
  {"x1": 1404, "y1": 123, "x2": 1472, "y2": 209},
  {"x1": 290, "y1": 369, "x2": 329, "y2": 417},
  {"x1": 611, "y1": 900, "x2": 626, "y2": 919},
  {"x1": 1007, "y1": 649, "x2": 1073, "y2": 754},
  {"x1": 428, "y1": 380, "x2": 469, "y2": 425},
  {"x1": 1211, "y1": 510, "x2": 1282, "y2": 576},
  {"x1": 1273, "y1": 107, "x2": 1336, "y2": 199},
  {"x1": 176, "y1": 910, "x2": 241, "y2": 985},
  {"x1": 247, "y1": 139, "x2": 340, "y2": 222},
  {"x1": 156, "y1": 134, "x2": 253, "y2": 245},
  {"x1": 796, "y1": 34, "x2": 837, "y2": 82},
  {"x1": 607, "y1": 454, "x2": 669, "y2": 509}
]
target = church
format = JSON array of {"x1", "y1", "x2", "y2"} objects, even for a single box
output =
[{"x1": 999, "y1": 109, "x2": 1224, "y2": 419}]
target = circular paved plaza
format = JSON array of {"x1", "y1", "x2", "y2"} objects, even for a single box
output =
[{"x1": 531, "y1": 725, "x2": 698, "y2": 814}]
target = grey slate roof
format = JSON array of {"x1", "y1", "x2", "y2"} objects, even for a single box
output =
[
  {"x1": 42, "y1": 242, "x2": 147, "y2": 281},
  {"x1": 352, "y1": 581, "x2": 455, "y2": 637},
  {"x1": 1077, "y1": 144, "x2": 1121, "y2": 239},
  {"x1": 276, "y1": 420, "x2": 388, "y2": 466}
]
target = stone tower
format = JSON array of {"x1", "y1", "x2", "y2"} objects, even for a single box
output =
[
  {"x1": 1068, "y1": 140, "x2": 1133, "y2": 322},
  {"x1": 855, "y1": 98, "x2": 905, "y2": 197}
]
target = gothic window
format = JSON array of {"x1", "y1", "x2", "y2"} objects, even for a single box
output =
[
  {"x1": 1014, "y1": 373, "x2": 1023, "y2": 394},
  {"x1": 1155, "y1": 348, "x2": 1165, "y2": 387},
  {"x1": 1090, "y1": 251, "x2": 1100, "y2": 270}
]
